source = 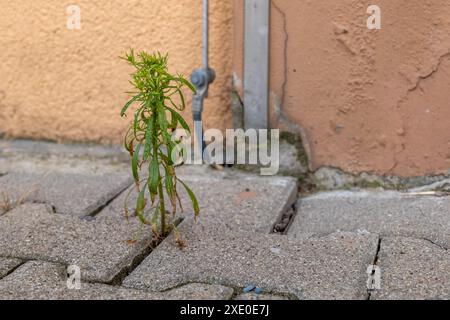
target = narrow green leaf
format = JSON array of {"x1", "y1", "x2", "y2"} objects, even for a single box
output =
[
  {"x1": 175, "y1": 77, "x2": 196, "y2": 93},
  {"x1": 169, "y1": 108, "x2": 190, "y2": 133},
  {"x1": 177, "y1": 88, "x2": 186, "y2": 111},
  {"x1": 164, "y1": 166, "x2": 176, "y2": 211},
  {"x1": 143, "y1": 118, "x2": 154, "y2": 161},
  {"x1": 178, "y1": 179, "x2": 200, "y2": 218},
  {"x1": 121, "y1": 94, "x2": 142, "y2": 117},
  {"x1": 149, "y1": 155, "x2": 159, "y2": 195},
  {"x1": 135, "y1": 185, "x2": 147, "y2": 220},
  {"x1": 131, "y1": 143, "x2": 142, "y2": 183},
  {"x1": 169, "y1": 109, "x2": 178, "y2": 129},
  {"x1": 124, "y1": 127, "x2": 134, "y2": 153},
  {"x1": 133, "y1": 107, "x2": 142, "y2": 138},
  {"x1": 157, "y1": 105, "x2": 169, "y2": 134},
  {"x1": 165, "y1": 172, "x2": 173, "y2": 198}
]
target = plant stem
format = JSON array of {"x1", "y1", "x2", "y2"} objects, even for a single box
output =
[
  {"x1": 153, "y1": 131, "x2": 166, "y2": 236},
  {"x1": 158, "y1": 182, "x2": 166, "y2": 235}
]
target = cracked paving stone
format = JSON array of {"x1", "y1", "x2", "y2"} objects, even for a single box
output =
[
  {"x1": 98, "y1": 167, "x2": 298, "y2": 234},
  {"x1": 122, "y1": 219, "x2": 379, "y2": 300},
  {"x1": 0, "y1": 261, "x2": 234, "y2": 300},
  {"x1": 0, "y1": 172, "x2": 132, "y2": 216},
  {"x1": 0, "y1": 203, "x2": 154, "y2": 283},
  {"x1": 289, "y1": 190, "x2": 450, "y2": 248},
  {"x1": 0, "y1": 258, "x2": 22, "y2": 279},
  {"x1": 371, "y1": 237, "x2": 450, "y2": 300}
]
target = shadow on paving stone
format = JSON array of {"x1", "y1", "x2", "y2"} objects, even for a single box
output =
[
  {"x1": 0, "y1": 203, "x2": 154, "y2": 283},
  {"x1": 0, "y1": 261, "x2": 234, "y2": 300},
  {"x1": 122, "y1": 219, "x2": 379, "y2": 300},
  {"x1": 371, "y1": 237, "x2": 450, "y2": 300},
  {"x1": 98, "y1": 166, "x2": 298, "y2": 234},
  {"x1": 289, "y1": 191, "x2": 450, "y2": 249},
  {"x1": 0, "y1": 172, "x2": 132, "y2": 216}
]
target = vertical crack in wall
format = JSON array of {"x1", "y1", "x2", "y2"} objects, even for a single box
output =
[
  {"x1": 271, "y1": 1, "x2": 313, "y2": 171},
  {"x1": 231, "y1": 85, "x2": 244, "y2": 129}
]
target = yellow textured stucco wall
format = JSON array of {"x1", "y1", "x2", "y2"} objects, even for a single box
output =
[{"x1": 0, "y1": 0, "x2": 233, "y2": 144}]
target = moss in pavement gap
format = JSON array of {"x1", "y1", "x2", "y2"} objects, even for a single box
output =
[{"x1": 279, "y1": 131, "x2": 309, "y2": 170}]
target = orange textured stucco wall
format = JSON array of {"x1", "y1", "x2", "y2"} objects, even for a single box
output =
[
  {"x1": 234, "y1": 0, "x2": 450, "y2": 177},
  {"x1": 1, "y1": 0, "x2": 449, "y2": 177},
  {"x1": 0, "y1": 0, "x2": 233, "y2": 144}
]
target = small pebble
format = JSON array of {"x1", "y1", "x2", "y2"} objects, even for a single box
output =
[
  {"x1": 243, "y1": 285, "x2": 255, "y2": 293},
  {"x1": 81, "y1": 216, "x2": 96, "y2": 221},
  {"x1": 270, "y1": 247, "x2": 281, "y2": 255}
]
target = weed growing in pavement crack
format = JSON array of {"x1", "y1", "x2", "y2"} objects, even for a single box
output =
[{"x1": 120, "y1": 50, "x2": 199, "y2": 245}]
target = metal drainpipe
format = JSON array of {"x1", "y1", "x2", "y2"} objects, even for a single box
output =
[
  {"x1": 244, "y1": 0, "x2": 270, "y2": 130},
  {"x1": 190, "y1": 0, "x2": 216, "y2": 159}
]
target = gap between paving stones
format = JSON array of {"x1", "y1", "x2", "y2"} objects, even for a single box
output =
[
  {"x1": 272, "y1": 201, "x2": 298, "y2": 235},
  {"x1": 366, "y1": 237, "x2": 382, "y2": 300},
  {"x1": 291, "y1": 190, "x2": 450, "y2": 300},
  {"x1": 109, "y1": 217, "x2": 186, "y2": 286},
  {"x1": 370, "y1": 237, "x2": 450, "y2": 300},
  {"x1": 0, "y1": 258, "x2": 24, "y2": 280},
  {"x1": 365, "y1": 235, "x2": 449, "y2": 300},
  {"x1": 147, "y1": 277, "x2": 297, "y2": 300},
  {"x1": 89, "y1": 170, "x2": 299, "y2": 288},
  {"x1": 0, "y1": 172, "x2": 134, "y2": 217},
  {"x1": 84, "y1": 182, "x2": 133, "y2": 219},
  {"x1": 98, "y1": 169, "x2": 299, "y2": 235},
  {"x1": 0, "y1": 204, "x2": 158, "y2": 284},
  {"x1": 1, "y1": 163, "x2": 300, "y2": 293},
  {"x1": 0, "y1": 204, "x2": 186, "y2": 285},
  {"x1": 0, "y1": 261, "x2": 235, "y2": 300},
  {"x1": 289, "y1": 190, "x2": 450, "y2": 249},
  {"x1": 0, "y1": 141, "x2": 305, "y2": 298},
  {"x1": 123, "y1": 219, "x2": 379, "y2": 300}
]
